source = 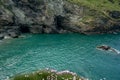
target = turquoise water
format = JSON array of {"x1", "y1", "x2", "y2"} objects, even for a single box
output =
[{"x1": 0, "y1": 34, "x2": 120, "y2": 80}]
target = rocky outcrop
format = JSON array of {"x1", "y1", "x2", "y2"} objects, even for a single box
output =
[
  {"x1": 10, "y1": 69, "x2": 86, "y2": 80},
  {"x1": 97, "y1": 45, "x2": 120, "y2": 54},
  {"x1": 0, "y1": 0, "x2": 120, "y2": 39}
]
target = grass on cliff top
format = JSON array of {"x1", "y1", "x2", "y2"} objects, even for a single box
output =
[
  {"x1": 10, "y1": 70, "x2": 84, "y2": 80},
  {"x1": 67, "y1": 0, "x2": 120, "y2": 11}
]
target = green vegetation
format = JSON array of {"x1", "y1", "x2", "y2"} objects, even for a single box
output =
[
  {"x1": 11, "y1": 70, "x2": 85, "y2": 80},
  {"x1": 67, "y1": 0, "x2": 120, "y2": 11},
  {"x1": 67, "y1": 0, "x2": 120, "y2": 26},
  {"x1": 0, "y1": 0, "x2": 3, "y2": 6},
  {"x1": 67, "y1": 0, "x2": 120, "y2": 21}
]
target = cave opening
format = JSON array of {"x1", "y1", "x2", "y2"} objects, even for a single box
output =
[
  {"x1": 19, "y1": 25, "x2": 30, "y2": 33},
  {"x1": 54, "y1": 15, "x2": 64, "y2": 30}
]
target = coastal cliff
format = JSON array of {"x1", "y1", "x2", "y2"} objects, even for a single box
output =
[{"x1": 0, "y1": 0, "x2": 120, "y2": 38}]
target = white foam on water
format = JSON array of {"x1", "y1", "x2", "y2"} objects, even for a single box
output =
[{"x1": 113, "y1": 49, "x2": 120, "y2": 54}]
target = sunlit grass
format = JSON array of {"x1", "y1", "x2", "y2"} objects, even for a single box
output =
[
  {"x1": 67, "y1": 0, "x2": 120, "y2": 21},
  {"x1": 67, "y1": 0, "x2": 120, "y2": 11}
]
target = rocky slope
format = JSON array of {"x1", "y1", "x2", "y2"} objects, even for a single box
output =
[{"x1": 0, "y1": 0, "x2": 120, "y2": 39}]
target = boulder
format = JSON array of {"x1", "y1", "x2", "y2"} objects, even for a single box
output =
[
  {"x1": 8, "y1": 32, "x2": 19, "y2": 38},
  {"x1": 7, "y1": 29, "x2": 20, "y2": 38}
]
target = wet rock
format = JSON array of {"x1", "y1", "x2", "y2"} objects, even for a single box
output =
[
  {"x1": 7, "y1": 31, "x2": 19, "y2": 38},
  {"x1": 4, "y1": 35, "x2": 11, "y2": 39},
  {"x1": 0, "y1": 25, "x2": 21, "y2": 39},
  {"x1": 97, "y1": 45, "x2": 111, "y2": 51},
  {"x1": 97, "y1": 45, "x2": 120, "y2": 54}
]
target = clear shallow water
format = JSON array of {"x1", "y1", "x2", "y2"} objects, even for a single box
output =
[{"x1": 0, "y1": 33, "x2": 120, "y2": 80}]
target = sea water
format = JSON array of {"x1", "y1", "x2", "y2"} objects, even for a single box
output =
[{"x1": 0, "y1": 33, "x2": 120, "y2": 80}]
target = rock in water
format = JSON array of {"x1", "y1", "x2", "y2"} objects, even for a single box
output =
[
  {"x1": 97, "y1": 45, "x2": 111, "y2": 51},
  {"x1": 97, "y1": 45, "x2": 120, "y2": 54}
]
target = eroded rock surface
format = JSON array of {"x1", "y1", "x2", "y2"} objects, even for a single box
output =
[{"x1": 0, "y1": 0, "x2": 120, "y2": 39}]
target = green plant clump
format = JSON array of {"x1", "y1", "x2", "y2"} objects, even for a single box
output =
[{"x1": 67, "y1": 0, "x2": 120, "y2": 11}]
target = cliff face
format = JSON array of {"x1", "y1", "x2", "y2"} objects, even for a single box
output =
[{"x1": 0, "y1": 0, "x2": 120, "y2": 38}]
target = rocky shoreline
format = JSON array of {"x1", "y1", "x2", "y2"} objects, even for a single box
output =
[{"x1": 0, "y1": 0, "x2": 120, "y2": 40}]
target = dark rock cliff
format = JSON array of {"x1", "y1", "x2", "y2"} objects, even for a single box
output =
[{"x1": 0, "y1": 0, "x2": 120, "y2": 39}]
